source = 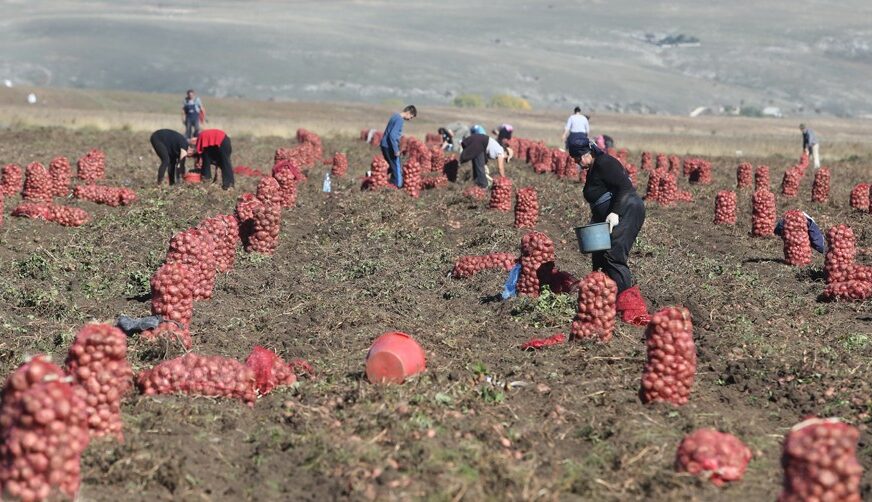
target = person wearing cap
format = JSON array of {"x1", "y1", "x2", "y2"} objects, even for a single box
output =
[
  {"x1": 570, "y1": 140, "x2": 649, "y2": 326},
  {"x1": 150, "y1": 128, "x2": 189, "y2": 185},
  {"x1": 492, "y1": 124, "x2": 514, "y2": 161},
  {"x1": 800, "y1": 123, "x2": 820, "y2": 169},
  {"x1": 379, "y1": 105, "x2": 418, "y2": 188},
  {"x1": 563, "y1": 106, "x2": 590, "y2": 152},
  {"x1": 460, "y1": 125, "x2": 505, "y2": 188},
  {"x1": 188, "y1": 128, "x2": 234, "y2": 190}
]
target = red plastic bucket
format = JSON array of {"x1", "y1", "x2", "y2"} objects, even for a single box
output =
[
  {"x1": 365, "y1": 332, "x2": 426, "y2": 384},
  {"x1": 183, "y1": 172, "x2": 201, "y2": 183}
]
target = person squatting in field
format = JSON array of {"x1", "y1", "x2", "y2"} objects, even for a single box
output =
[
  {"x1": 379, "y1": 105, "x2": 417, "y2": 188},
  {"x1": 150, "y1": 129, "x2": 189, "y2": 185},
  {"x1": 459, "y1": 125, "x2": 506, "y2": 188},
  {"x1": 563, "y1": 106, "x2": 590, "y2": 152},
  {"x1": 189, "y1": 128, "x2": 235, "y2": 190},
  {"x1": 570, "y1": 140, "x2": 651, "y2": 325},
  {"x1": 182, "y1": 89, "x2": 206, "y2": 139},
  {"x1": 492, "y1": 123, "x2": 514, "y2": 161}
]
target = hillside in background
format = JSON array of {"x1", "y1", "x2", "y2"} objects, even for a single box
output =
[{"x1": 2, "y1": 0, "x2": 872, "y2": 116}]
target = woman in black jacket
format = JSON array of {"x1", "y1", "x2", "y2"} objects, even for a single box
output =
[
  {"x1": 571, "y1": 140, "x2": 650, "y2": 325},
  {"x1": 149, "y1": 129, "x2": 189, "y2": 185}
]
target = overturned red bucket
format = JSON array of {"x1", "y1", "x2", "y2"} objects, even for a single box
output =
[
  {"x1": 365, "y1": 332, "x2": 426, "y2": 384},
  {"x1": 183, "y1": 172, "x2": 202, "y2": 183}
]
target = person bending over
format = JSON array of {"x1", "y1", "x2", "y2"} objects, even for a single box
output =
[
  {"x1": 150, "y1": 128, "x2": 189, "y2": 185},
  {"x1": 191, "y1": 129, "x2": 234, "y2": 190}
]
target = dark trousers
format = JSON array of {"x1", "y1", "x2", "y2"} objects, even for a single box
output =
[
  {"x1": 185, "y1": 115, "x2": 200, "y2": 139},
  {"x1": 201, "y1": 137, "x2": 235, "y2": 189},
  {"x1": 151, "y1": 134, "x2": 184, "y2": 185},
  {"x1": 471, "y1": 152, "x2": 488, "y2": 188},
  {"x1": 590, "y1": 193, "x2": 645, "y2": 292}
]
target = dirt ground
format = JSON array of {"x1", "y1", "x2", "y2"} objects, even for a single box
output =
[{"x1": 0, "y1": 126, "x2": 870, "y2": 501}]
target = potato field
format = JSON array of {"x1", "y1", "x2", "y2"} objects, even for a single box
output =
[{"x1": 0, "y1": 125, "x2": 870, "y2": 501}]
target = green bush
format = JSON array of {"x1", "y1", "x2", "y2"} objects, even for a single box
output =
[
  {"x1": 489, "y1": 94, "x2": 532, "y2": 111},
  {"x1": 452, "y1": 94, "x2": 484, "y2": 108}
]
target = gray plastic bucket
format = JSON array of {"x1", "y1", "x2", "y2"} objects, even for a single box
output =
[{"x1": 574, "y1": 223, "x2": 611, "y2": 253}]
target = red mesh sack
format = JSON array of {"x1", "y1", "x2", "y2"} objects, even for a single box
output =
[
  {"x1": 644, "y1": 170, "x2": 661, "y2": 201},
  {"x1": 245, "y1": 346, "x2": 297, "y2": 395},
  {"x1": 362, "y1": 156, "x2": 391, "y2": 190},
  {"x1": 48, "y1": 156, "x2": 71, "y2": 197},
  {"x1": 640, "y1": 307, "x2": 696, "y2": 405},
  {"x1": 235, "y1": 193, "x2": 264, "y2": 246},
  {"x1": 811, "y1": 167, "x2": 830, "y2": 203},
  {"x1": 22, "y1": 162, "x2": 52, "y2": 203},
  {"x1": 150, "y1": 262, "x2": 195, "y2": 327},
  {"x1": 782, "y1": 210, "x2": 811, "y2": 266},
  {"x1": 330, "y1": 152, "x2": 348, "y2": 177},
  {"x1": 166, "y1": 228, "x2": 217, "y2": 300},
  {"x1": 825, "y1": 225, "x2": 857, "y2": 284},
  {"x1": 0, "y1": 356, "x2": 90, "y2": 501},
  {"x1": 403, "y1": 159, "x2": 423, "y2": 198},
  {"x1": 247, "y1": 202, "x2": 282, "y2": 254},
  {"x1": 778, "y1": 417, "x2": 862, "y2": 502},
  {"x1": 271, "y1": 161, "x2": 298, "y2": 208},
  {"x1": 422, "y1": 174, "x2": 448, "y2": 189},
  {"x1": 1, "y1": 163, "x2": 23, "y2": 196},
  {"x1": 255, "y1": 176, "x2": 283, "y2": 207},
  {"x1": 713, "y1": 191, "x2": 737, "y2": 225},
  {"x1": 517, "y1": 232, "x2": 555, "y2": 297},
  {"x1": 65, "y1": 324, "x2": 132, "y2": 440},
  {"x1": 76, "y1": 148, "x2": 105, "y2": 184},
  {"x1": 848, "y1": 183, "x2": 869, "y2": 210},
  {"x1": 781, "y1": 167, "x2": 801, "y2": 197},
  {"x1": 823, "y1": 280, "x2": 872, "y2": 301},
  {"x1": 451, "y1": 253, "x2": 516, "y2": 279},
  {"x1": 463, "y1": 186, "x2": 487, "y2": 200},
  {"x1": 754, "y1": 165, "x2": 770, "y2": 191},
  {"x1": 514, "y1": 187, "x2": 539, "y2": 228},
  {"x1": 736, "y1": 162, "x2": 753, "y2": 189},
  {"x1": 751, "y1": 189, "x2": 776, "y2": 237},
  {"x1": 48, "y1": 204, "x2": 90, "y2": 227},
  {"x1": 676, "y1": 428, "x2": 752, "y2": 486},
  {"x1": 570, "y1": 271, "x2": 617, "y2": 342},
  {"x1": 137, "y1": 353, "x2": 257, "y2": 406},
  {"x1": 198, "y1": 214, "x2": 240, "y2": 273},
  {"x1": 73, "y1": 185, "x2": 136, "y2": 207},
  {"x1": 488, "y1": 176, "x2": 512, "y2": 211}
]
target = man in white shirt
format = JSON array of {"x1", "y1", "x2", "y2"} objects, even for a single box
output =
[{"x1": 563, "y1": 106, "x2": 590, "y2": 151}]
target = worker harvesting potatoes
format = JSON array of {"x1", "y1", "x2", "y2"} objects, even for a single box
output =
[
  {"x1": 189, "y1": 129, "x2": 234, "y2": 190},
  {"x1": 379, "y1": 105, "x2": 417, "y2": 188},
  {"x1": 570, "y1": 140, "x2": 650, "y2": 326},
  {"x1": 150, "y1": 128, "x2": 189, "y2": 185}
]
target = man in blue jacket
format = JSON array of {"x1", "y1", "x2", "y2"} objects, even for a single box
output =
[{"x1": 379, "y1": 105, "x2": 417, "y2": 188}]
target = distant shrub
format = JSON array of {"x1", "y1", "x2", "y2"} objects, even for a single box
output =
[
  {"x1": 739, "y1": 106, "x2": 763, "y2": 118},
  {"x1": 453, "y1": 94, "x2": 484, "y2": 108},
  {"x1": 489, "y1": 94, "x2": 532, "y2": 111}
]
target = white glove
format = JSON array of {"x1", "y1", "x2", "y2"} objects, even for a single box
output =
[{"x1": 605, "y1": 212, "x2": 619, "y2": 233}]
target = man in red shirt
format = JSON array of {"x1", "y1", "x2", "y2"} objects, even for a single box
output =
[{"x1": 190, "y1": 129, "x2": 234, "y2": 190}]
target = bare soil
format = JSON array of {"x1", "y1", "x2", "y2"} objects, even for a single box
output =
[{"x1": 0, "y1": 126, "x2": 870, "y2": 501}]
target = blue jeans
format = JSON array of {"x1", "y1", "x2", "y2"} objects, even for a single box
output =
[
  {"x1": 185, "y1": 115, "x2": 200, "y2": 139},
  {"x1": 381, "y1": 146, "x2": 403, "y2": 188}
]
